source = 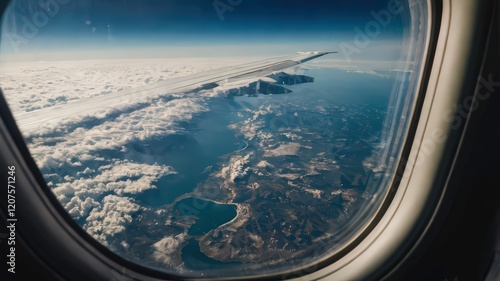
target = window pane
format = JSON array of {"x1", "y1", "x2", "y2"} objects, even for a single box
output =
[{"x1": 0, "y1": 0, "x2": 429, "y2": 278}]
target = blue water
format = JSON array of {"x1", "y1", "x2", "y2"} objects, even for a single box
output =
[
  {"x1": 182, "y1": 238, "x2": 243, "y2": 271},
  {"x1": 270, "y1": 68, "x2": 393, "y2": 106},
  {"x1": 231, "y1": 68, "x2": 393, "y2": 120},
  {"x1": 136, "y1": 99, "x2": 240, "y2": 207},
  {"x1": 173, "y1": 198, "x2": 237, "y2": 236}
]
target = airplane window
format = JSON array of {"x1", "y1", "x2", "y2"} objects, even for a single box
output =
[{"x1": 0, "y1": 0, "x2": 430, "y2": 279}]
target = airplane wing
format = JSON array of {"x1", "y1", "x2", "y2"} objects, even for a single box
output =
[{"x1": 14, "y1": 52, "x2": 335, "y2": 133}]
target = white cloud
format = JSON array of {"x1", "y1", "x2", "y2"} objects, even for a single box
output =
[
  {"x1": 217, "y1": 153, "x2": 253, "y2": 183},
  {"x1": 0, "y1": 58, "x2": 242, "y2": 115},
  {"x1": 84, "y1": 195, "x2": 141, "y2": 246},
  {"x1": 65, "y1": 196, "x2": 100, "y2": 220},
  {"x1": 52, "y1": 160, "x2": 174, "y2": 220}
]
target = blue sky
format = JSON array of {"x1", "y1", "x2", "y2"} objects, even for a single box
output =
[{"x1": 0, "y1": 0, "x2": 408, "y2": 61}]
